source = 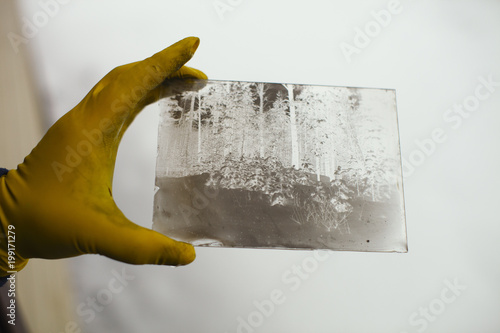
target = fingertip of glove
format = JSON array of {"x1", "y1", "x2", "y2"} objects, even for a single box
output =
[
  {"x1": 176, "y1": 242, "x2": 196, "y2": 266},
  {"x1": 176, "y1": 36, "x2": 200, "y2": 59},
  {"x1": 189, "y1": 37, "x2": 200, "y2": 57},
  {"x1": 167, "y1": 66, "x2": 208, "y2": 81},
  {"x1": 184, "y1": 67, "x2": 208, "y2": 80},
  {"x1": 197, "y1": 70, "x2": 208, "y2": 80}
]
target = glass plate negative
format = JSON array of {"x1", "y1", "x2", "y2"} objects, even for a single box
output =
[{"x1": 153, "y1": 80, "x2": 407, "y2": 253}]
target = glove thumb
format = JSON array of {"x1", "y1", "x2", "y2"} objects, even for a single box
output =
[{"x1": 89, "y1": 214, "x2": 196, "y2": 266}]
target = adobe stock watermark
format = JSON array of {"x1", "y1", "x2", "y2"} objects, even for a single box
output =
[
  {"x1": 54, "y1": 267, "x2": 135, "y2": 333},
  {"x1": 402, "y1": 74, "x2": 499, "y2": 178},
  {"x1": 213, "y1": 0, "x2": 244, "y2": 21},
  {"x1": 339, "y1": 0, "x2": 403, "y2": 64},
  {"x1": 7, "y1": 0, "x2": 71, "y2": 54},
  {"x1": 400, "y1": 278, "x2": 466, "y2": 333},
  {"x1": 178, "y1": 184, "x2": 220, "y2": 226},
  {"x1": 227, "y1": 250, "x2": 332, "y2": 333}
]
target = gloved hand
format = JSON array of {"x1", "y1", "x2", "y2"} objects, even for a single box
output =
[{"x1": 0, "y1": 37, "x2": 206, "y2": 277}]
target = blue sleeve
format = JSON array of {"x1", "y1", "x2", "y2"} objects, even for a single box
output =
[{"x1": 0, "y1": 168, "x2": 8, "y2": 287}]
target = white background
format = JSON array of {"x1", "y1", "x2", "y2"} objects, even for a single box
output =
[{"x1": 15, "y1": 0, "x2": 500, "y2": 332}]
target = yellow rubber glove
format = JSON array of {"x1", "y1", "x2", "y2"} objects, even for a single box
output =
[{"x1": 0, "y1": 37, "x2": 206, "y2": 277}]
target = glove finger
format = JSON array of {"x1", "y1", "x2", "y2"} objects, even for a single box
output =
[
  {"x1": 89, "y1": 49, "x2": 206, "y2": 102},
  {"x1": 136, "y1": 66, "x2": 208, "y2": 110},
  {"x1": 167, "y1": 65, "x2": 207, "y2": 81},
  {"x1": 102, "y1": 37, "x2": 200, "y2": 114},
  {"x1": 89, "y1": 214, "x2": 196, "y2": 266}
]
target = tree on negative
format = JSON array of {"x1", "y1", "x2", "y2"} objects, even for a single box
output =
[
  {"x1": 267, "y1": 89, "x2": 291, "y2": 166},
  {"x1": 283, "y1": 84, "x2": 300, "y2": 169},
  {"x1": 179, "y1": 91, "x2": 198, "y2": 166},
  {"x1": 201, "y1": 83, "x2": 229, "y2": 162},
  {"x1": 196, "y1": 91, "x2": 203, "y2": 163},
  {"x1": 295, "y1": 85, "x2": 325, "y2": 180},
  {"x1": 349, "y1": 89, "x2": 393, "y2": 201},
  {"x1": 254, "y1": 82, "x2": 269, "y2": 158}
]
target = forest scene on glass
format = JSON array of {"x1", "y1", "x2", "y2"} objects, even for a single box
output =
[{"x1": 154, "y1": 80, "x2": 407, "y2": 252}]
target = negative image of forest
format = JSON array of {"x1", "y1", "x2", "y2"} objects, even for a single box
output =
[{"x1": 154, "y1": 80, "x2": 407, "y2": 252}]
